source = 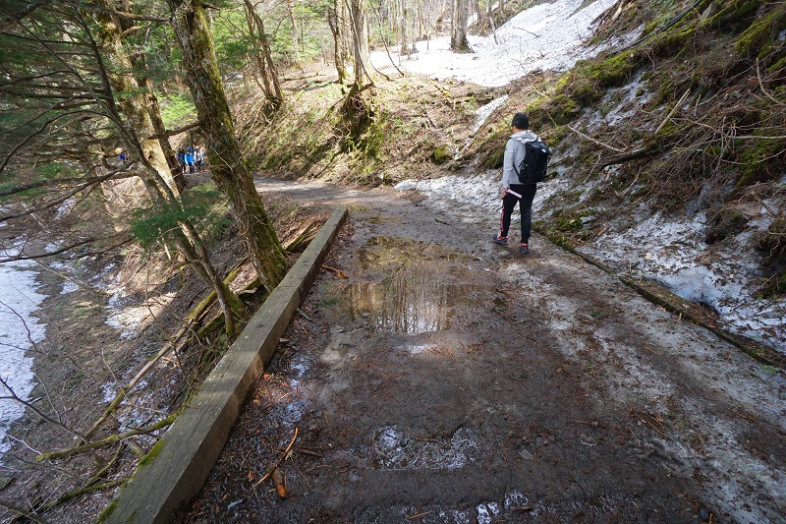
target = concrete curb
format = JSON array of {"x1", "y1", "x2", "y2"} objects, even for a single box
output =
[{"x1": 104, "y1": 207, "x2": 348, "y2": 523}]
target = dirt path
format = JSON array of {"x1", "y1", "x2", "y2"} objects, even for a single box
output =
[{"x1": 186, "y1": 179, "x2": 786, "y2": 523}]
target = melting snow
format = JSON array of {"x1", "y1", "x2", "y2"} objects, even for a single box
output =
[
  {"x1": 473, "y1": 95, "x2": 508, "y2": 135},
  {"x1": 60, "y1": 280, "x2": 79, "y2": 294},
  {"x1": 0, "y1": 247, "x2": 48, "y2": 457},
  {"x1": 105, "y1": 289, "x2": 176, "y2": 339},
  {"x1": 372, "y1": 0, "x2": 642, "y2": 87}
]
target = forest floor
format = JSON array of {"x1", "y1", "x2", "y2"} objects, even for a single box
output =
[
  {"x1": 0, "y1": 177, "x2": 331, "y2": 523},
  {"x1": 183, "y1": 178, "x2": 786, "y2": 523}
]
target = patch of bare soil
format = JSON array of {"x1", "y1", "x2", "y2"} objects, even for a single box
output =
[
  {"x1": 186, "y1": 180, "x2": 786, "y2": 523},
  {"x1": 0, "y1": 185, "x2": 329, "y2": 523}
]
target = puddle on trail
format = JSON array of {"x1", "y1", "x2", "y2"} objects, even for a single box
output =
[{"x1": 338, "y1": 237, "x2": 480, "y2": 335}]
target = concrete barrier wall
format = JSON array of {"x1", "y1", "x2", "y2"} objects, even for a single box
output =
[{"x1": 104, "y1": 207, "x2": 348, "y2": 523}]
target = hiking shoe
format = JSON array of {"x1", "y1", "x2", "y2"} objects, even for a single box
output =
[
  {"x1": 519, "y1": 243, "x2": 529, "y2": 254},
  {"x1": 494, "y1": 233, "x2": 509, "y2": 245}
]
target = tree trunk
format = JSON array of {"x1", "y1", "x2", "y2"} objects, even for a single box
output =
[
  {"x1": 451, "y1": 0, "x2": 472, "y2": 52},
  {"x1": 327, "y1": 0, "x2": 348, "y2": 84},
  {"x1": 348, "y1": 0, "x2": 373, "y2": 86},
  {"x1": 397, "y1": 0, "x2": 410, "y2": 58},
  {"x1": 142, "y1": 76, "x2": 187, "y2": 192},
  {"x1": 244, "y1": 0, "x2": 283, "y2": 108},
  {"x1": 167, "y1": 0, "x2": 287, "y2": 292},
  {"x1": 93, "y1": 3, "x2": 243, "y2": 335},
  {"x1": 287, "y1": 0, "x2": 302, "y2": 68},
  {"x1": 95, "y1": 7, "x2": 181, "y2": 197}
]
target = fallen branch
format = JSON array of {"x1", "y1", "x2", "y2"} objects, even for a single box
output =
[
  {"x1": 36, "y1": 445, "x2": 126, "y2": 514},
  {"x1": 321, "y1": 265, "x2": 348, "y2": 278},
  {"x1": 600, "y1": 146, "x2": 653, "y2": 168},
  {"x1": 253, "y1": 427, "x2": 299, "y2": 488},
  {"x1": 0, "y1": 500, "x2": 48, "y2": 524},
  {"x1": 284, "y1": 222, "x2": 321, "y2": 253},
  {"x1": 565, "y1": 126, "x2": 625, "y2": 153},
  {"x1": 37, "y1": 417, "x2": 173, "y2": 462},
  {"x1": 566, "y1": 125, "x2": 626, "y2": 153}
]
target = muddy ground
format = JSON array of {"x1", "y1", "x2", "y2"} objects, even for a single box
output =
[{"x1": 182, "y1": 179, "x2": 786, "y2": 523}]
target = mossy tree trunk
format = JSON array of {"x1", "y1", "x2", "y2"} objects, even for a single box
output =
[
  {"x1": 167, "y1": 0, "x2": 287, "y2": 292},
  {"x1": 95, "y1": 5, "x2": 181, "y2": 197},
  {"x1": 93, "y1": 3, "x2": 242, "y2": 336}
]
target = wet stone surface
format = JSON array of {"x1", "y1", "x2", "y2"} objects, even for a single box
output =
[{"x1": 184, "y1": 182, "x2": 786, "y2": 523}]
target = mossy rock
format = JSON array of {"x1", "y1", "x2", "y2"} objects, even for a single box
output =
[
  {"x1": 584, "y1": 49, "x2": 644, "y2": 88},
  {"x1": 702, "y1": 0, "x2": 763, "y2": 30},
  {"x1": 544, "y1": 94, "x2": 581, "y2": 125},
  {"x1": 651, "y1": 27, "x2": 697, "y2": 58},
  {"x1": 734, "y1": 4, "x2": 786, "y2": 58},
  {"x1": 736, "y1": 136, "x2": 786, "y2": 186},
  {"x1": 431, "y1": 144, "x2": 451, "y2": 164}
]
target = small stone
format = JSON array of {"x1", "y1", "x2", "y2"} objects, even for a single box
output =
[{"x1": 698, "y1": 507, "x2": 710, "y2": 521}]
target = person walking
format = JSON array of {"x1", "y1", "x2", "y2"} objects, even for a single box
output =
[
  {"x1": 177, "y1": 147, "x2": 186, "y2": 174},
  {"x1": 195, "y1": 147, "x2": 204, "y2": 171},
  {"x1": 494, "y1": 113, "x2": 540, "y2": 254},
  {"x1": 184, "y1": 148, "x2": 195, "y2": 174}
]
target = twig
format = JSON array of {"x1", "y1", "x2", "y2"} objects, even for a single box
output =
[
  {"x1": 567, "y1": 125, "x2": 626, "y2": 153},
  {"x1": 654, "y1": 88, "x2": 691, "y2": 134},
  {"x1": 253, "y1": 427, "x2": 299, "y2": 488},
  {"x1": 756, "y1": 58, "x2": 784, "y2": 108},
  {"x1": 294, "y1": 447, "x2": 323, "y2": 457},
  {"x1": 407, "y1": 511, "x2": 432, "y2": 520},
  {"x1": 321, "y1": 265, "x2": 348, "y2": 278}
]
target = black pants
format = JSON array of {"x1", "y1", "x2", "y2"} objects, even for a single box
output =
[{"x1": 500, "y1": 183, "x2": 537, "y2": 244}]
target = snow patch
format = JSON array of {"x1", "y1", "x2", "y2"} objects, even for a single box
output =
[
  {"x1": 0, "y1": 247, "x2": 48, "y2": 457},
  {"x1": 60, "y1": 280, "x2": 79, "y2": 294},
  {"x1": 105, "y1": 290, "x2": 177, "y2": 339},
  {"x1": 372, "y1": 0, "x2": 642, "y2": 87},
  {"x1": 473, "y1": 95, "x2": 508, "y2": 135}
]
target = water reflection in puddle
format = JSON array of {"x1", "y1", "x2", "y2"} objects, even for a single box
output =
[{"x1": 342, "y1": 239, "x2": 478, "y2": 334}]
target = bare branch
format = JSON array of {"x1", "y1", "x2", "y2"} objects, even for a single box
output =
[
  {"x1": 0, "y1": 166, "x2": 128, "y2": 224},
  {"x1": 0, "y1": 375, "x2": 88, "y2": 445}
]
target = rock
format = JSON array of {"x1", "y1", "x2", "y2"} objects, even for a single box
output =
[{"x1": 394, "y1": 180, "x2": 418, "y2": 191}]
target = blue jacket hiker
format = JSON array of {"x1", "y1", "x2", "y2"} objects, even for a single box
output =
[{"x1": 494, "y1": 113, "x2": 539, "y2": 254}]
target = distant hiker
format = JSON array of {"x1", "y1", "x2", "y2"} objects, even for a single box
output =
[
  {"x1": 195, "y1": 148, "x2": 204, "y2": 171},
  {"x1": 494, "y1": 113, "x2": 548, "y2": 254},
  {"x1": 118, "y1": 151, "x2": 126, "y2": 165},
  {"x1": 177, "y1": 147, "x2": 186, "y2": 174},
  {"x1": 184, "y1": 149, "x2": 195, "y2": 174}
]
